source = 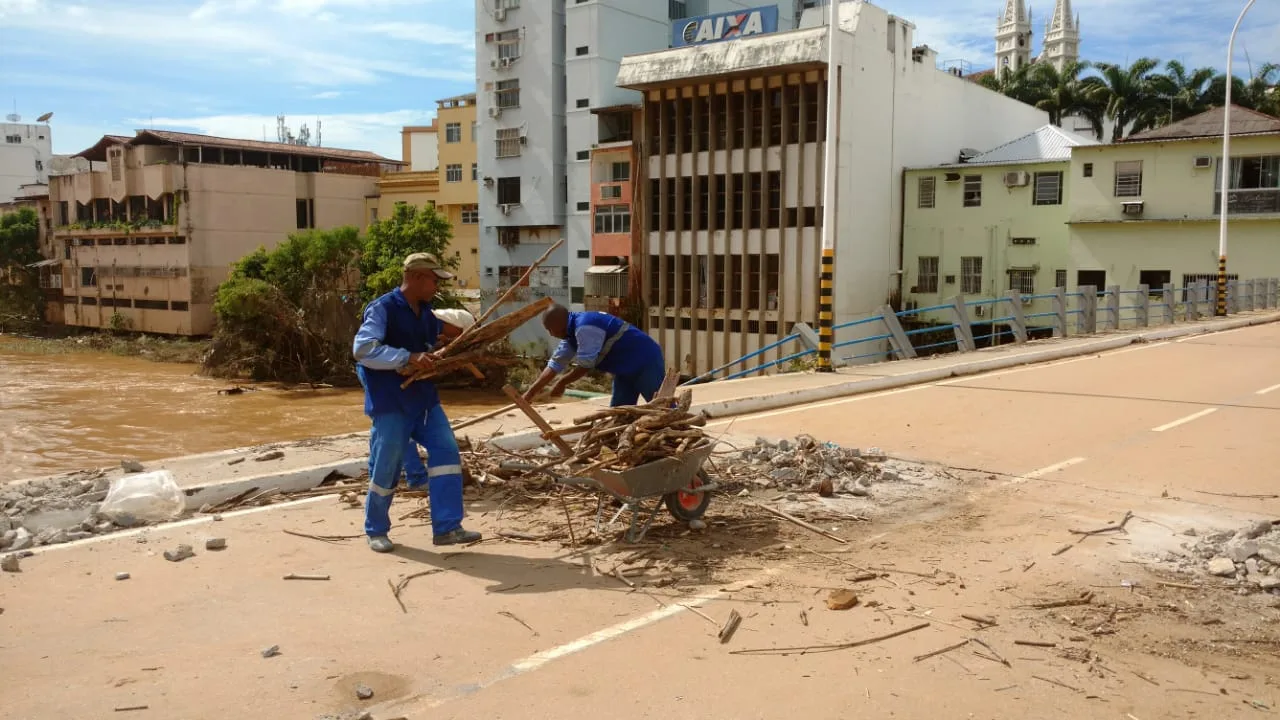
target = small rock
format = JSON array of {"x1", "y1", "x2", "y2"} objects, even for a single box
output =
[
  {"x1": 0, "y1": 516, "x2": 10, "y2": 533},
  {"x1": 1208, "y1": 557, "x2": 1237, "y2": 577},
  {"x1": 121, "y1": 459, "x2": 145, "y2": 473},
  {"x1": 253, "y1": 450, "x2": 285, "y2": 462},
  {"x1": 858, "y1": 475, "x2": 873, "y2": 488},
  {"x1": 769, "y1": 468, "x2": 799, "y2": 483},
  {"x1": 355, "y1": 684, "x2": 374, "y2": 700},
  {"x1": 353, "y1": 712, "x2": 374, "y2": 720},
  {"x1": 1257, "y1": 543, "x2": 1280, "y2": 566},
  {"x1": 92, "y1": 477, "x2": 110, "y2": 493},
  {"x1": 8, "y1": 528, "x2": 32, "y2": 551},
  {"x1": 95, "y1": 521, "x2": 114, "y2": 533},
  {"x1": 688, "y1": 519, "x2": 707, "y2": 531},
  {"x1": 35, "y1": 528, "x2": 68, "y2": 546},
  {"x1": 879, "y1": 470, "x2": 901, "y2": 483},
  {"x1": 65, "y1": 531, "x2": 92, "y2": 542},
  {"x1": 826, "y1": 589, "x2": 859, "y2": 610},
  {"x1": 115, "y1": 572, "x2": 131, "y2": 581},
  {"x1": 1241, "y1": 520, "x2": 1274, "y2": 540},
  {"x1": 1182, "y1": 528, "x2": 1198, "y2": 537},
  {"x1": 817, "y1": 477, "x2": 834, "y2": 497},
  {"x1": 1228, "y1": 540, "x2": 1260, "y2": 563},
  {"x1": 261, "y1": 645, "x2": 281, "y2": 658},
  {"x1": 1246, "y1": 558, "x2": 1261, "y2": 576},
  {"x1": 0, "y1": 529, "x2": 14, "y2": 549},
  {"x1": 212, "y1": 514, "x2": 223, "y2": 522},
  {"x1": 205, "y1": 537, "x2": 227, "y2": 551},
  {"x1": 1, "y1": 554, "x2": 19, "y2": 572},
  {"x1": 849, "y1": 487, "x2": 871, "y2": 497},
  {"x1": 227, "y1": 457, "x2": 245, "y2": 466},
  {"x1": 164, "y1": 544, "x2": 195, "y2": 562},
  {"x1": 776, "y1": 439, "x2": 791, "y2": 452},
  {"x1": 1261, "y1": 576, "x2": 1280, "y2": 590}
]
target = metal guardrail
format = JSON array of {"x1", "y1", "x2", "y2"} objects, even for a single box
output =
[{"x1": 682, "y1": 278, "x2": 1280, "y2": 386}]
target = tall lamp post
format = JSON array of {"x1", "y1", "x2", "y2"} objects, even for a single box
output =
[{"x1": 1217, "y1": 0, "x2": 1257, "y2": 316}]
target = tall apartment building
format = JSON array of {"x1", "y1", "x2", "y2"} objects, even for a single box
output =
[
  {"x1": 474, "y1": 0, "x2": 801, "y2": 350},
  {"x1": 51, "y1": 130, "x2": 399, "y2": 335},
  {"x1": 0, "y1": 115, "x2": 53, "y2": 204}
]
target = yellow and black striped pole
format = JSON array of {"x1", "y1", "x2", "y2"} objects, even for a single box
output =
[
  {"x1": 1216, "y1": 254, "x2": 1228, "y2": 316},
  {"x1": 817, "y1": 248, "x2": 834, "y2": 371}
]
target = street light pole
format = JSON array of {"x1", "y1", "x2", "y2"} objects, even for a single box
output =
[
  {"x1": 817, "y1": 0, "x2": 840, "y2": 371},
  {"x1": 1217, "y1": 0, "x2": 1256, "y2": 316}
]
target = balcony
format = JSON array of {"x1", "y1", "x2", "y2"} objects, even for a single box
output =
[
  {"x1": 55, "y1": 221, "x2": 179, "y2": 238},
  {"x1": 1215, "y1": 189, "x2": 1280, "y2": 216},
  {"x1": 596, "y1": 181, "x2": 632, "y2": 204}
]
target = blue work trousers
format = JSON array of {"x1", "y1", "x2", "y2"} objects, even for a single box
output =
[
  {"x1": 610, "y1": 361, "x2": 667, "y2": 407},
  {"x1": 365, "y1": 404, "x2": 464, "y2": 537}
]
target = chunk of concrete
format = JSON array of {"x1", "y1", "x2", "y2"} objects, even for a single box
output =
[
  {"x1": 1260, "y1": 576, "x2": 1280, "y2": 591},
  {"x1": 164, "y1": 544, "x2": 195, "y2": 562},
  {"x1": 121, "y1": 459, "x2": 145, "y2": 473},
  {"x1": 205, "y1": 538, "x2": 227, "y2": 551},
  {"x1": 1228, "y1": 540, "x2": 1260, "y2": 563},
  {"x1": 1207, "y1": 557, "x2": 1238, "y2": 577},
  {"x1": 355, "y1": 684, "x2": 374, "y2": 700},
  {"x1": 1, "y1": 554, "x2": 19, "y2": 572},
  {"x1": 1257, "y1": 543, "x2": 1280, "y2": 566},
  {"x1": 8, "y1": 528, "x2": 32, "y2": 552}
]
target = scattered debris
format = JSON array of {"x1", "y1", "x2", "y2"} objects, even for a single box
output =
[
  {"x1": 283, "y1": 574, "x2": 330, "y2": 581},
  {"x1": 755, "y1": 503, "x2": 847, "y2": 544},
  {"x1": 961, "y1": 614, "x2": 998, "y2": 627},
  {"x1": 114, "y1": 705, "x2": 149, "y2": 713},
  {"x1": 163, "y1": 544, "x2": 195, "y2": 562},
  {"x1": 115, "y1": 572, "x2": 131, "y2": 581},
  {"x1": 689, "y1": 519, "x2": 707, "y2": 531},
  {"x1": 205, "y1": 538, "x2": 227, "y2": 551},
  {"x1": 261, "y1": 645, "x2": 281, "y2": 659},
  {"x1": 1032, "y1": 675, "x2": 1084, "y2": 694},
  {"x1": 226, "y1": 457, "x2": 245, "y2": 466},
  {"x1": 355, "y1": 684, "x2": 374, "y2": 701},
  {"x1": 1015, "y1": 640, "x2": 1058, "y2": 648},
  {"x1": 121, "y1": 459, "x2": 145, "y2": 473},
  {"x1": 388, "y1": 569, "x2": 445, "y2": 612},
  {"x1": 826, "y1": 589, "x2": 860, "y2": 611},
  {"x1": 718, "y1": 610, "x2": 743, "y2": 644},
  {"x1": 1, "y1": 554, "x2": 20, "y2": 572},
  {"x1": 1024, "y1": 591, "x2": 1094, "y2": 609},
  {"x1": 969, "y1": 637, "x2": 1011, "y2": 667},
  {"x1": 498, "y1": 610, "x2": 538, "y2": 637},
  {"x1": 731, "y1": 622, "x2": 930, "y2": 656},
  {"x1": 253, "y1": 450, "x2": 286, "y2": 462},
  {"x1": 913, "y1": 640, "x2": 970, "y2": 663}
]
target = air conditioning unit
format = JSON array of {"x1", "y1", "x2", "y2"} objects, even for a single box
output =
[
  {"x1": 483, "y1": 177, "x2": 494, "y2": 187},
  {"x1": 489, "y1": 58, "x2": 500, "y2": 69},
  {"x1": 1003, "y1": 171, "x2": 1030, "y2": 187},
  {"x1": 499, "y1": 204, "x2": 513, "y2": 215},
  {"x1": 494, "y1": 7, "x2": 506, "y2": 21},
  {"x1": 488, "y1": 106, "x2": 501, "y2": 119},
  {"x1": 943, "y1": 172, "x2": 962, "y2": 183},
  {"x1": 1193, "y1": 156, "x2": 1212, "y2": 169},
  {"x1": 518, "y1": 133, "x2": 528, "y2": 145},
  {"x1": 1121, "y1": 201, "x2": 1145, "y2": 215}
]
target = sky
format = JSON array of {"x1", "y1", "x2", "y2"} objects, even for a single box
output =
[{"x1": 0, "y1": 0, "x2": 1276, "y2": 160}]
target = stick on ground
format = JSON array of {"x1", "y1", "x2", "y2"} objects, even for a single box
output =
[
  {"x1": 913, "y1": 640, "x2": 970, "y2": 663},
  {"x1": 1070, "y1": 510, "x2": 1135, "y2": 537},
  {"x1": 753, "y1": 504, "x2": 848, "y2": 544},
  {"x1": 718, "y1": 610, "x2": 743, "y2": 645},
  {"x1": 730, "y1": 622, "x2": 929, "y2": 656},
  {"x1": 282, "y1": 573, "x2": 331, "y2": 581}
]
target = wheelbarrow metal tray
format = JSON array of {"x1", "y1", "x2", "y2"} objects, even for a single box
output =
[{"x1": 589, "y1": 442, "x2": 715, "y2": 499}]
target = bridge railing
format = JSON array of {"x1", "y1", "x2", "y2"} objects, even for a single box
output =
[{"x1": 681, "y1": 277, "x2": 1280, "y2": 386}]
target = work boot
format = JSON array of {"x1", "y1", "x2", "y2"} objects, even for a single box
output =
[
  {"x1": 368, "y1": 535, "x2": 395, "y2": 553},
  {"x1": 433, "y1": 528, "x2": 482, "y2": 546}
]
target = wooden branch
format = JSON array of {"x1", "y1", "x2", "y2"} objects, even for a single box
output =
[
  {"x1": 451, "y1": 403, "x2": 517, "y2": 432},
  {"x1": 752, "y1": 503, "x2": 848, "y2": 544},
  {"x1": 504, "y1": 384, "x2": 574, "y2": 456},
  {"x1": 913, "y1": 640, "x2": 970, "y2": 663},
  {"x1": 730, "y1": 622, "x2": 929, "y2": 656},
  {"x1": 1069, "y1": 510, "x2": 1135, "y2": 537},
  {"x1": 466, "y1": 238, "x2": 563, "y2": 331}
]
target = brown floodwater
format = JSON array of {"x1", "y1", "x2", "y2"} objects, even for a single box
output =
[{"x1": 0, "y1": 339, "x2": 507, "y2": 483}]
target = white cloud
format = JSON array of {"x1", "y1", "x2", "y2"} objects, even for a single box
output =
[
  {"x1": 311, "y1": 91, "x2": 343, "y2": 100},
  {"x1": 128, "y1": 110, "x2": 433, "y2": 160}
]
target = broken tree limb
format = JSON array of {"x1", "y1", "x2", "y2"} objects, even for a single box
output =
[
  {"x1": 282, "y1": 573, "x2": 331, "y2": 581},
  {"x1": 752, "y1": 503, "x2": 848, "y2": 544},
  {"x1": 961, "y1": 614, "x2": 998, "y2": 627},
  {"x1": 1070, "y1": 510, "x2": 1135, "y2": 537},
  {"x1": 1014, "y1": 640, "x2": 1058, "y2": 648},
  {"x1": 730, "y1": 622, "x2": 930, "y2": 656},
  {"x1": 451, "y1": 403, "x2": 517, "y2": 432},
  {"x1": 390, "y1": 569, "x2": 446, "y2": 612},
  {"x1": 913, "y1": 640, "x2": 970, "y2": 663},
  {"x1": 718, "y1": 610, "x2": 743, "y2": 644},
  {"x1": 282, "y1": 529, "x2": 361, "y2": 543},
  {"x1": 504, "y1": 384, "x2": 574, "y2": 456},
  {"x1": 968, "y1": 637, "x2": 1011, "y2": 667},
  {"x1": 463, "y1": 239, "x2": 564, "y2": 332}
]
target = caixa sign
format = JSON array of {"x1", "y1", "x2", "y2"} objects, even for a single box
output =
[{"x1": 672, "y1": 5, "x2": 779, "y2": 48}]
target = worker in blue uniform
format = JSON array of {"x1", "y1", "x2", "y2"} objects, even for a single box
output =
[
  {"x1": 522, "y1": 305, "x2": 667, "y2": 407},
  {"x1": 352, "y1": 253, "x2": 482, "y2": 553}
]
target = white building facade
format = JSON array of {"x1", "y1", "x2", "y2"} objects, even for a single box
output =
[
  {"x1": 616, "y1": 1, "x2": 1049, "y2": 376},
  {"x1": 0, "y1": 118, "x2": 53, "y2": 204},
  {"x1": 474, "y1": 0, "x2": 801, "y2": 351}
]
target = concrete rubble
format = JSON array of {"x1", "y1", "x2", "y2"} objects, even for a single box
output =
[
  {"x1": 723, "y1": 436, "x2": 932, "y2": 497},
  {"x1": 1167, "y1": 520, "x2": 1280, "y2": 593},
  {"x1": 0, "y1": 472, "x2": 128, "y2": 551}
]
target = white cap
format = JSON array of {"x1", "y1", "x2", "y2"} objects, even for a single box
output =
[{"x1": 435, "y1": 308, "x2": 476, "y2": 330}]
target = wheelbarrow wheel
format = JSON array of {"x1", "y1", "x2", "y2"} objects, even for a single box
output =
[{"x1": 664, "y1": 470, "x2": 712, "y2": 522}]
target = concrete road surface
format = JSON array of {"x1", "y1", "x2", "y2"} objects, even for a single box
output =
[{"x1": 3, "y1": 322, "x2": 1279, "y2": 720}]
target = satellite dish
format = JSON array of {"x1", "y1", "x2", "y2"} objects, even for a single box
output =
[{"x1": 36, "y1": 112, "x2": 53, "y2": 123}]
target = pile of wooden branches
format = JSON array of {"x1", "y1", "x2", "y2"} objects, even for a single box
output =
[
  {"x1": 400, "y1": 296, "x2": 553, "y2": 387},
  {"x1": 551, "y1": 389, "x2": 712, "y2": 472}
]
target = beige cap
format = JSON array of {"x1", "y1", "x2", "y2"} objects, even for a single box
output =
[
  {"x1": 434, "y1": 308, "x2": 476, "y2": 330},
  {"x1": 403, "y1": 252, "x2": 455, "y2": 280}
]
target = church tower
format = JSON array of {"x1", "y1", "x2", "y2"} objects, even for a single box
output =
[
  {"x1": 1040, "y1": 0, "x2": 1081, "y2": 70},
  {"x1": 995, "y1": 0, "x2": 1033, "y2": 74}
]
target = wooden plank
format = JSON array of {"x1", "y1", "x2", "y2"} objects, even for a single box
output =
[{"x1": 503, "y1": 384, "x2": 575, "y2": 456}]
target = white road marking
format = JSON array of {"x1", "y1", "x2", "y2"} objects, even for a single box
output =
[
  {"x1": 1015, "y1": 457, "x2": 1087, "y2": 483},
  {"x1": 1152, "y1": 408, "x2": 1219, "y2": 433},
  {"x1": 1256, "y1": 383, "x2": 1280, "y2": 396}
]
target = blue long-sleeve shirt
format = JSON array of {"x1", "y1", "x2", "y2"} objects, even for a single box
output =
[
  {"x1": 547, "y1": 324, "x2": 607, "y2": 373},
  {"x1": 353, "y1": 300, "x2": 413, "y2": 371}
]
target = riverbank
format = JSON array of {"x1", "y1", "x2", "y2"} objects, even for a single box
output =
[{"x1": 0, "y1": 331, "x2": 210, "y2": 365}]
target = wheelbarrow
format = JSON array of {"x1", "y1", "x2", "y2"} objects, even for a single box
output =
[{"x1": 557, "y1": 441, "x2": 717, "y2": 543}]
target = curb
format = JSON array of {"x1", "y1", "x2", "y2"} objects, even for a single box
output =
[{"x1": 180, "y1": 459, "x2": 368, "y2": 511}]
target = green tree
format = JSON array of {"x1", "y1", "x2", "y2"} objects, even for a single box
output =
[
  {"x1": 1030, "y1": 60, "x2": 1102, "y2": 129},
  {"x1": 1151, "y1": 60, "x2": 1218, "y2": 125},
  {"x1": 979, "y1": 63, "x2": 1048, "y2": 108},
  {"x1": 359, "y1": 202, "x2": 460, "y2": 305},
  {"x1": 0, "y1": 208, "x2": 44, "y2": 332},
  {"x1": 1091, "y1": 58, "x2": 1164, "y2": 141}
]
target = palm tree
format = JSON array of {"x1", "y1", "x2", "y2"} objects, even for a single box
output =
[
  {"x1": 1150, "y1": 60, "x2": 1217, "y2": 125},
  {"x1": 1030, "y1": 60, "x2": 1096, "y2": 127},
  {"x1": 979, "y1": 63, "x2": 1048, "y2": 109},
  {"x1": 1242, "y1": 63, "x2": 1280, "y2": 116},
  {"x1": 1092, "y1": 58, "x2": 1164, "y2": 141}
]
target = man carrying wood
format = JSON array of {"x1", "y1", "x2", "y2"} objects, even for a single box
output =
[
  {"x1": 522, "y1": 305, "x2": 667, "y2": 408},
  {"x1": 399, "y1": 308, "x2": 476, "y2": 489},
  {"x1": 352, "y1": 253, "x2": 482, "y2": 553}
]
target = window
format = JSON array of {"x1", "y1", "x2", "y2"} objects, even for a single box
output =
[
  {"x1": 1216, "y1": 154, "x2": 1280, "y2": 214},
  {"x1": 1009, "y1": 268, "x2": 1036, "y2": 295},
  {"x1": 1010, "y1": 237, "x2": 1036, "y2": 245},
  {"x1": 1076, "y1": 270, "x2": 1105, "y2": 290},
  {"x1": 495, "y1": 79, "x2": 520, "y2": 109},
  {"x1": 4, "y1": 135, "x2": 19, "y2": 144},
  {"x1": 496, "y1": 129, "x2": 521, "y2": 158},
  {"x1": 445, "y1": 123, "x2": 462, "y2": 143},
  {"x1": 497, "y1": 176, "x2": 521, "y2": 205},
  {"x1": 575, "y1": 150, "x2": 589, "y2": 161},
  {"x1": 917, "y1": 256, "x2": 939, "y2": 293},
  {"x1": 135, "y1": 299, "x2": 169, "y2": 311},
  {"x1": 1139, "y1": 270, "x2": 1171, "y2": 294},
  {"x1": 960, "y1": 256, "x2": 983, "y2": 295},
  {"x1": 577, "y1": 250, "x2": 590, "y2": 259},
  {"x1": 80, "y1": 267, "x2": 97, "y2": 287},
  {"x1": 1055, "y1": 269, "x2": 1067, "y2": 288},
  {"x1": 446, "y1": 163, "x2": 463, "y2": 182},
  {"x1": 575, "y1": 46, "x2": 588, "y2": 56},
  {"x1": 610, "y1": 162, "x2": 630, "y2": 182},
  {"x1": 495, "y1": 0, "x2": 519, "y2": 9},
  {"x1": 461, "y1": 205, "x2": 479, "y2": 224},
  {"x1": 171, "y1": 301, "x2": 190, "y2": 312},
  {"x1": 369, "y1": 207, "x2": 378, "y2": 224},
  {"x1": 576, "y1": 98, "x2": 589, "y2": 109},
  {"x1": 594, "y1": 205, "x2": 631, "y2": 234},
  {"x1": 471, "y1": 162, "x2": 478, "y2": 181},
  {"x1": 1033, "y1": 171, "x2": 1063, "y2": 205},
  {"x1": 601, "y1": 185, "x2": 622, "y2": 200},
  {"x1": 494, "y1": 29, "x2": 521, "y2": 60},
  {"x1": 576, "y1": 201, "x2": 590, "y2": 211},
  {"x1": 963, "y1": 175, "x2": 982, "y2": 207},
  {"x1": 1114, "y1": 160, "x2": 1143, "y2": 197},
  {"x1": 917, "y1": 177, "x2": 936, "y2": 209},
  {"x1": 295, "y1": 199, "x2": 314, "y2": 229},
  {"x1": 669, "y1": 0, "x2": 687, "y2": 19},
  {"x1": 471, "y1": 122, "x2": 478, "y2": 142},
  {"x1": 1082, "y1": 162, "x2": 1093, "y2": 178}
]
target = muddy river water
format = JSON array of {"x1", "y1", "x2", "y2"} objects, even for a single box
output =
[{"x1": 0, "y1": 340, "x2": 507, "y2": 483}]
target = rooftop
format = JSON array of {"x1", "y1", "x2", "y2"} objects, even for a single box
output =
[
  {"x1": 1124, "y1": 105, "x2": 1280, "y2": 143},
  {"x1": 962, "y1": 125, "x2": 1099, "y2": 166},
  {"x1": 74, "y1": 130, "x2": 399, "y2": 165}
]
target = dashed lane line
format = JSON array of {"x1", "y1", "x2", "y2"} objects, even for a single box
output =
[{"x1": 1151, "y1": 407, "x2": 1219, "y2": 433}]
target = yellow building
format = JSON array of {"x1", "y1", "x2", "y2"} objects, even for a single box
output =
[
  {"x1": 903, "y1": 125, "x2": 1099, "y2": 326},
  {"x1": 369, "y1": 94, "x2": 480, "y2": 289},
  {"x1": 1068, "y1": 106, "x2": 1280, "y2": 290}
]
